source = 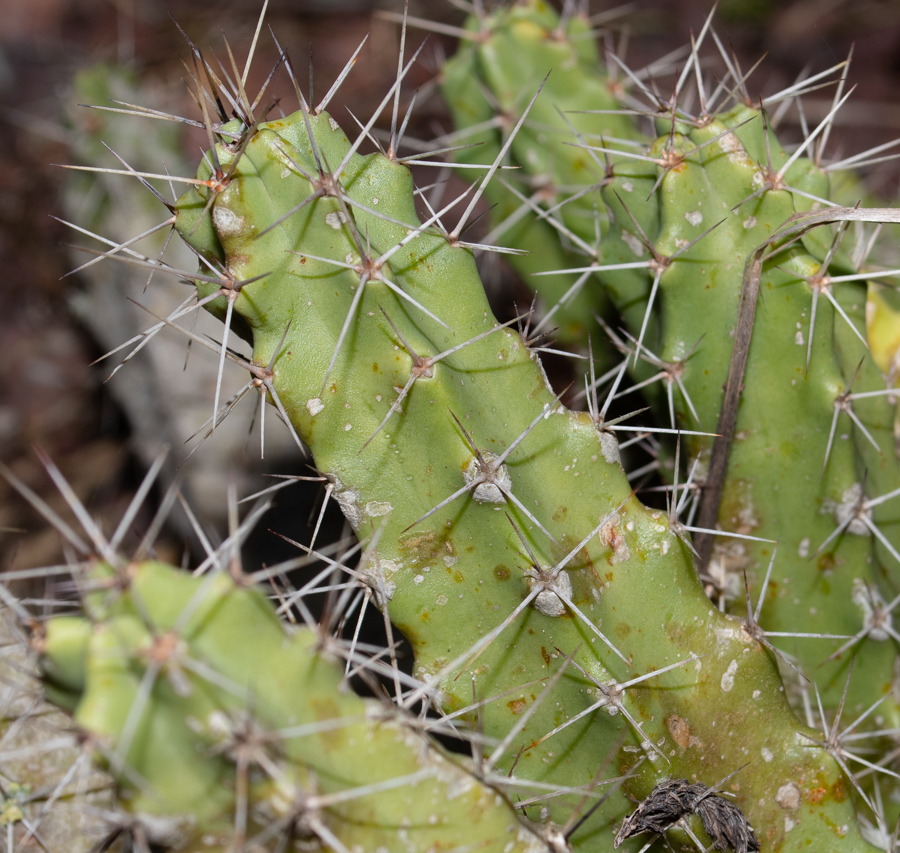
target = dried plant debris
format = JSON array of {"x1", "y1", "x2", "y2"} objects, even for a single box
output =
[{"x1": 615, "y1": 778, "x2": 761, "y2": 853}]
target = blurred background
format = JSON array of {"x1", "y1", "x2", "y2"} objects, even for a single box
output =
[{"x1": 1, "y1": 0, "x2": 899, "y2": 579}]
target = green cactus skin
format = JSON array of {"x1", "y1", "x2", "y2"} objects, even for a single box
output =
[
  {"x1": 440, "y1": 1, "x2": 641, "y2": 346},
  {"x1": 40, "y1": 559, "x2": 546, "y2": 852},
  {"x1": 598, "y1": 105, "x2": 900, "y2": 727},
  {"x1": 440, "y1": 0, "x2": 900, "y2": 783},
  {"x1": 156, "y1": 75, "x2": 878, "y2": 848}
]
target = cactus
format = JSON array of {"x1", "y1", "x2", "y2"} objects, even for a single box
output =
[
  {"x1": 36, "y1": 550, "x2": 546, "y2": 852},
  {"x1": 441, "y1": 0, "x2": 900, "y2": 795},
  {"x1": 437, "y1": 0, "x2": 641, "y2": 346},
  {"x1": 2, "y1": 3, "x2": 900, "y2": 853}
]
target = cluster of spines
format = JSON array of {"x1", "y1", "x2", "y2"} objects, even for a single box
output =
[
  {"x1": 439, "y1": 0, "x2": 900, "y2": 832},
  {"x1": 2, "y1": 2, "x2": 900, "y2": 852},
  {"x1": 1, "y1": 455, "x2": 558, "y2": 853}
]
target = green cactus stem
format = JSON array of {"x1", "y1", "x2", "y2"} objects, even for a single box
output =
[
  {"x1": 152, "y1": 36, "x2": 881, "y2": 849},
  {"x1": 35, "y1": 556, "x2": 548, "y2": 852},
  {"x1": 440, "y1": 0, "x2": 900, "y2": 769}
]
